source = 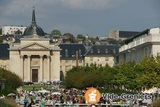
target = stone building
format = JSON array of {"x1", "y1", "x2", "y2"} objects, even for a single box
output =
[
  {"x1": 8, "y1": 7, "x2": 61, "y2": 82},
  {"x1": 118, "y1": 27, "x2": 160, "y2": 63},
  {"x1": 0, "y1": 8, "x2": 120, "y2": 83}
]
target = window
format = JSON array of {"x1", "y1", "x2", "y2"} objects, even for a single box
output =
[
  {"x1": 97, "y1": 49, "x2": 100, "y2": 53},
  {"x1": 149, "y1": 47, "x2": 152, "y2": 56},
  {"x1": 66, "y1": 66, "x2": 70, "y2": 71},
  {"x1": 90, "y1": 57, "x2": 93, "y2": 61},
  {"x1": 79, "y1": 49, "x2": 81, "y2": 56},
  {"x1": 72, "y1": 55, "x2": 75, "y2": 57},
  {"x1": 105, "y1": 57, "x2": 109, "y2": 61},
  {"x1": 105, "y1": 49, "x2": 108, "y2": 53},
  {"x1": 97, "y1": 57, "x2": 101, "y2": 62},
  {"x1": 90, "y1": 49, "x2": 93, "y2": 53},
  {"x1": 79, "y1": 60, "x2": 82, "y2": 63},
  {"x1": 144, "y1": 47, "x2": 147, "y2": 55},
  {"x1": 113, "y1": 49, "x2": 116, "y2": 54},
  {"x1": 65, "y1": 49, "x2": 68, "y2": 57},
  {"x1": 60, "y1": 66, "x2": 62, "y2": 71}
]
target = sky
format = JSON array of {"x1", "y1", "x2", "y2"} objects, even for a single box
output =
[{"x1": 0, "y1": 0, "x2": 160, "y2": 37}]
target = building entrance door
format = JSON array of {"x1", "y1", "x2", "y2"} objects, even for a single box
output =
[{"x1": 32, "y1": 69, "x2": 38, "y2": 82}]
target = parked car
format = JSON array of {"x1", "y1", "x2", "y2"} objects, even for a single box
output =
[
  {"x1": 52, "y1": 80, "x2": 63, "y2": 85},
  {"x1": 23, "y1": 81, "x2": 34, "y2": 85},
  {"x1": 40, "y1": 81, "x2": 45, "y2": 85},
  {"x1": 46, "y1": 81, "x2": 52, "y2": 85}
]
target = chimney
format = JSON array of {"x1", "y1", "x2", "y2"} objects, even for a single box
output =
[{"x1": 76, "y1": 51, "x2": 79, "y2": 66}]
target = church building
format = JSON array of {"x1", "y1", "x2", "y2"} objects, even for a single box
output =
[{"x1": 9, "y1": 7, "x2": 61, "y2": 82}]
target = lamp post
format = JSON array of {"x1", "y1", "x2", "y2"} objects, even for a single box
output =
[{"x1": 0, "y1": 78, "x2": 6, "y2": 92}]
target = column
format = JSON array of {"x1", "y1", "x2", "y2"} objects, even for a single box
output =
[
  {"x1": 40, "y1": 55, "x2": 43, "y2": 82},
  {"x1": 47, "y1": 56, "x2": 50, "y2": 81},
  {"x1": 20, "y1": 55, "x2": 24, "y2": 81},
  {"x1": 28, "y1": 55, "x2": 31, "y2": 82}
]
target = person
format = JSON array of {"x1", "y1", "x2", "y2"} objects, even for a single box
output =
[
  {"x1": 24, "y1": 97, "x2": 28, "y2": 107},
  {"x1": 28, "y1": 98, "x2": 35, "y2": 107}
]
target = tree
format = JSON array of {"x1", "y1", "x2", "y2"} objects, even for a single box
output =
[
  {"x1": 64, "y1": 64, "x2": 110, "y2": 89},
  {"x1": 0, "y1": 68, "x2": 22, "y2": 95},
  {"x1": 0, "y1": 29, "x2": 2, "y2": 35},
  {"x1": 63, "y1": 33, "x2": 76, "y2": 43},
  {"x1": 77, "y1": 34, "x2": 84, "y2": 39},
  {"x1": 0, "y1": 38, "x2": 3, "y2": 43},
  {"x1": 51, "y1": 29, "x2": 61, "y2": 36}
]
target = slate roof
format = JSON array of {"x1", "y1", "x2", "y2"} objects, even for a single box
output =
[
  {"x1": 123, "y1": 29, "x2": 149, "y2": 44},
  {"x1": 23, "y1": 7, "x2": 45, "y2": 37},
  {"x1": 119, "y1": 31, "x2": 140, "y2": 39},
  {"x1": 0, "y1": 43, "x2": 9, "y2": 59},
  {"x1": 85, "y1": 45, "x2": 120, "y2": 56},
  {"x1": 59, "y1": 44, "x2": 87, "y2": 59}
]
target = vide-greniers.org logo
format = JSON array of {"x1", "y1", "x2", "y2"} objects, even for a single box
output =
[{"x1": 101, "y1": 93, "x2": 152, "y2": 100}]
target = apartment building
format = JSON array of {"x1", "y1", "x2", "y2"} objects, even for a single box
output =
[
  {"x1": 118, "y1": 27, "x2": 160, "y2": 63},
  {"x1": 2, "y1": 25, "x2": 27, "y2": 35}
]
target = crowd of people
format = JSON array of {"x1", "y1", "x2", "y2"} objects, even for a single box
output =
[
  {"x1": 15, "y1": 87, "x2": 87, "y2": 107},
  {"x1": 0, "y1": 86, "x2": 156, "y2": 107}
]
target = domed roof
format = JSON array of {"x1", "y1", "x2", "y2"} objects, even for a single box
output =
[{"x1": 23, "y1": 7, "x2": 45, "y2": 37}]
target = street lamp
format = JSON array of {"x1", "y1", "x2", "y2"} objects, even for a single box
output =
[{"x1": 0, "y1": 78, "x2": 6, "y2": 92}]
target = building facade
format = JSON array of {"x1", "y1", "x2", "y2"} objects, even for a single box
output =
[
  {"x1": 0, "y1": 8, "x2": 121, "y2": 83},
  {"x1": 8, "y1": 7, "x2": 61, "y2": 82},
  {"x1": 118, "y1": 27, "x2": 160, "y2": 63},
  {"x1": 85, "y1": 45, "x2": 119, "y2": 67},
  {"x1": 2, "y1": 25, "x2": 27, "y2": 35}
]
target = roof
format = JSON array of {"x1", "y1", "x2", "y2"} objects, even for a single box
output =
[
  {"x1": 23, "y1": 7, "x2": 45, "y2": 37},
  {"x1": 0, "y1": 43, "x2": 9, "y2": 59},
  {"x1": 123, "y1": 29, "x2": 149, "y2": 44},
  {"x1": 119, "y1": 31, "x2": 140, "y2": 39},
  {"x1": 85, "y1": 45, "x2": 120, "y2": 56},
  {"x1": 59, "y1": 44, "x2": 87, "y2": 59}
]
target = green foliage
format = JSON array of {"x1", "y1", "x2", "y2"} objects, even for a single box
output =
[
  {"x1": 51, "y1": 29, "x2": 61, "y2": 36},
  {"x1": 64, "y1": 56, "x2": 160, "y2": 91},
  {"x1": 0, "y1": 68, "x2": 22, "y2": 95},
  {"x1": 0, "y1": 28, "x2": 2, "y2": 35},
  {"x1": 64, "y1": 64, "x2": 110, "y2": 89},
  {"x1": 0, "y1": 38, "x2": 3, "y2": 43},
  {"x1": 77, "y1": 34, "x2": 84, "y2": 39},
  {"x1": 63, "y1": 33, "x2": 76, "y2": 43}
]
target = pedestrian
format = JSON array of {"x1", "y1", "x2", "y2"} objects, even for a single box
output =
[
  {"x1": 28, "y1": 98, "x2": 35, "y2": 107},
  {"x1": 24, "y1": 97, "x2": 28, "y2": 107}
]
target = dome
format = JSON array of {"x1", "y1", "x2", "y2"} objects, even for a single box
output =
[
  {"x1": 23, "y1": 25, "x2": 45, "y2": 36},
  {"x1": 23, "y1": 7, "x2": 45, "y2": 37}
]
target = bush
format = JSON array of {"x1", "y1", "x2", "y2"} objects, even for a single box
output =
[{"x1": 0, "y1": 68, "x2": 22, "y2": 95}]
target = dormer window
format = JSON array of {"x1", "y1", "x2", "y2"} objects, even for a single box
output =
[
  {"x1": 97, "y1": 49, "x2": 100, "y2": 53},
  {"x1": 90, "y1": 49, "x2": 93, "y2": 53},
  {"x1": 105, "y1": 49, "x2": 108, "y2": 53},
  {"x1": 65, "y1": 49, "x2": 68, "y2": 57},
  {"x1": 79, "y1": 49, "x2": 81, "y2": 56},
  {"x1": 113, "y1": 49, "x2": 116, "y2": 53}
]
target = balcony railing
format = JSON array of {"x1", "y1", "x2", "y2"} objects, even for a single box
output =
[{"x1": 119, "y1": 34, "x2": 160, "y2": 52}]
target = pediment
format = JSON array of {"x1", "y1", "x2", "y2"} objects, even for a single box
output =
[{"x1": 20, "y1": 43, "x2": 50, "y2": 50}]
